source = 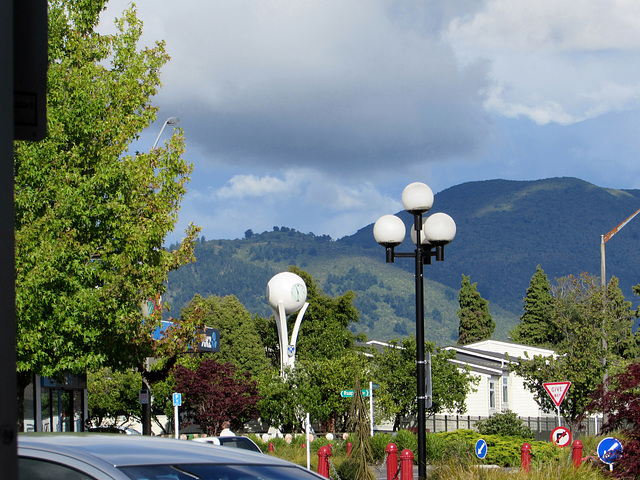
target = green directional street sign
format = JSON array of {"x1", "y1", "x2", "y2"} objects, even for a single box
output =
[{"x1": 340, "y1": 389, "x2": 370, "y2": 398}]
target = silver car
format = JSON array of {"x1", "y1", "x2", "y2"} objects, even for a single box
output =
[{"x1": 18, "y1": 434, "x2": 324, "y2": 480}]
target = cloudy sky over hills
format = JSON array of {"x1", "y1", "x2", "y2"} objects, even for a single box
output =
[{"x1": 100, "y1": 0, "x2": 640, "y2": 243}]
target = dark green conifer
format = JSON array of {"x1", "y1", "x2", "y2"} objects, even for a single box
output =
[
  {"x1": 510, "y1": 265, "x2": 558, "y2": 346},
  {"x1": 457, "y1": 274, "x2": 495, "y2": 345}
]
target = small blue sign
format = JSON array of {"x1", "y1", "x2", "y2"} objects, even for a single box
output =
[
  {"x1": 475, "y1": 439, "x2": 488, "y2": 459},
  {"x1": 173, "y1": 393, "x2": 182, "y2": 407},
  {"x1": 598, "y1": 437, "x2": 623, "y2": 465}
]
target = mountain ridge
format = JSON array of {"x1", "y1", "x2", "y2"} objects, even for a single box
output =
[{"x1": 165, "y1": 177, "x2": 640, "y2": 345}]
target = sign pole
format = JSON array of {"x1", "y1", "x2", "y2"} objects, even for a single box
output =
[
  {"x1": 369, "y1": 381, "x2": 374, "y2": 437},
  {"x1": 306, "y1": 413, "x2": 311, "y2": 470},
  {"x1": 174, "y1": 403, "x2": 179, "y2": 439},
  {"x1": 173, "y1": 393, "x2": 182, "y2": 439}
]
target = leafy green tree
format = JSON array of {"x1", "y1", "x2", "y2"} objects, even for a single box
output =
[
  {"x1": 291, "y1": 266, "x2": 360, "y2": 361},
  {"x1": 179, "y1": 294, "x2": 269, "y2": 378},
  {"x1": 87, "y1": 368, "x2": 142, "y2": 427},
  {"x1": 14, "y1": 1, "x2": 200, "y2": 386},
  {"x1": 457, "y1": 275, "x2": 495, "y2": 345},
  {"x1": 602, "y1": 277, "x2": 640, "y2": 361},
  {"x1": 513, "y1": 274, "x2": 638, "y2": 429},
  {"x1": 255, "y1": 352, "x2": 372, "y2": 433},
  {"x1": 510, "y1": 265, "x2": 558, "y2": 346},
  {"x1": 255, "y1": 370, "x2": 300, "y2": 432},
  {"x1": 374, "y1": 336, "x2": 477, "y2": 431},
  {"x1": 294, "y1": 352, "x2": 372, "y2": 432},
  {"x1": 173, "y1": 359, "x2": 260, "y2": 435}
]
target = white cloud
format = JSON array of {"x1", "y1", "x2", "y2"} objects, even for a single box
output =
[
  {"x1": 217, "y1": 174, "x2": 291, "y2": 199},
  {"x1": 445, "y1": 0, "x2": 640, "y2": 125},
  {"x1": 447, "y1": 0, "x2": 640, "y2": 53}
]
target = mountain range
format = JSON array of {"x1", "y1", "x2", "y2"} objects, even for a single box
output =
[{"x1": 165, "y1": 177, "x2": 640, "y2": 346}]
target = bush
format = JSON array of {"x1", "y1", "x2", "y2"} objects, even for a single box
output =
[
  {"x1": 475, "y1": 410, "x2": 534, "y2": 439},
  {"x1": 369, "y1": 432, "x2": 393, "y2": 463},
  {"x1": 335, "y1": 458, "x2": 359, "y2": 480},
  {"x1": 394, "y1": 429, "x2": 418, "y2": 456},
  {"x1": 425, "y1": 433, "x2": 449, "y2": 462},
  {"x1": 433, "y1": 429, "x2": 554, "y2": 467}
]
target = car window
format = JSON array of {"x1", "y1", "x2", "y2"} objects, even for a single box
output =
[
  {"x1": 119, "y1": 464, "x2": 320, "y2": 480},
  {"x1": 19, "y1": 457, "x2": 98, "y2": 480},
  {"x1": 216, "y1": 438, "x2": 260, "y2": 452}
]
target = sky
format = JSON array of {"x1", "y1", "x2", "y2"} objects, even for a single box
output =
[{"x1": 99, "y1": 0, "x2": 640, "y2": 244}]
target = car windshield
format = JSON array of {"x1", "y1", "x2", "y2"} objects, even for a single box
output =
[
  {"x1": 216, "y1": 438, "x2": 259, "y2": 452},
  {"x1": 119, "y1": 463, "x2": 319, "y2": 480}
]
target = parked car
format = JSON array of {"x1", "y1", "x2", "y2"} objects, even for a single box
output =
[
  {"x1": 18, "y1": 433, "x2": 324, "y2": 480},
  {"x1": 192, "y1": 435, "x2": 262, "y2": 453},
  {"x1": 88, "y1": 426, "x2": 141, "y2": 435}
]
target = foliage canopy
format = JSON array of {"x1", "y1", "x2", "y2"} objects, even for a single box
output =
[
  {"x1": 513, "y1": 274, "x2": 639, "y2": 428},
  {"x1": 373, "y1": 335, "x2": 477, "y2": 430},
  {"x1": 15, "y1": 1, "x2": 200, "y2": 379}
]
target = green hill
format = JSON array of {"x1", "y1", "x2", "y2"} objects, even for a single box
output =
[{"x1": 165, "y1": 177, "x2": 640, "y2": 345}]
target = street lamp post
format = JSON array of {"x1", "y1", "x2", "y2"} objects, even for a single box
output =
[
  {"x1": 141, "y1": 116, "x2": 180, "y2": 436},
  {"x1": 373, "y1": 182, "x2": 456, "y2": 480}
]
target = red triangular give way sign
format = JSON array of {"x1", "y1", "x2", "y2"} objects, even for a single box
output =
[{"x1": 543, "y1": 381, "x2": 571, "y2": 407}]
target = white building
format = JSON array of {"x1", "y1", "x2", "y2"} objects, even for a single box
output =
[{"x1": 444, "y1": 339, "x2": 556, "y2": 419}]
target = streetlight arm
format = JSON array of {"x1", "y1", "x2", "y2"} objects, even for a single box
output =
[
  {"x1": 601, "y1": 206, "x2": 640, "y2": 287},
  {"x1": 151, "y1": 117, "x2": 180, "y2": 150},
  {"x1": 151, "y1": 120, "x2": 169, "y2": 150},
  {"x1": 602, "y1": 207, "x2": 640, "y2": 244}
]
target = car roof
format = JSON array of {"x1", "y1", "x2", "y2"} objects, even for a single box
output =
[{"x1": 18, "y1": 434, "x2": 282, "y2": 468}]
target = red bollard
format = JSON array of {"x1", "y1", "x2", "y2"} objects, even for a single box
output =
[
  {"x1": 400, "y1": 448, "x2": 414, "y2": 480},
  {"x1": 572, "y1": 440, "x2": 583, "y2": 469},
  {"x1": 521, "y1": 443, "x2": 532, "y2": 472},
  {"x1": 385, "y1": 443, "x2": 398, "y2": 480},
  {"x1": 318, "y1": 446, "x2": 331, "y2": 478},
  {"x1": 268, "y1": 442, "x2": 274, "y2": 452},
  {"x1": 347, "y1": 442, "x2": 352, "y2": 456}
]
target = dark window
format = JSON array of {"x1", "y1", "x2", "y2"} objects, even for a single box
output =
[{"x1": 19, "y1": 458, "x2": 97, "y2": 480}]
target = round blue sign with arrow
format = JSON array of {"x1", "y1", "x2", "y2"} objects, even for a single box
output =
[
  {"x1": 598, "y1": 437, "x2": 623, "y2": 465},
  {"x1": 475, "y1": 439, "x2": 487, "y2": 459}
]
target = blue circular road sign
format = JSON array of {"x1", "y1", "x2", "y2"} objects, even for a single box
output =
[
  {"x1": 475, "y1": 439, "x2": 488, "y2": 459},
  {"x1": 598, "y1": 437, "x2": 623, "y2": 465}
]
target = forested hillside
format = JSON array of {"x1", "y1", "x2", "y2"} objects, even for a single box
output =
[{"x1": 166, "y1": 177, "x2": 640, "y2": 345}]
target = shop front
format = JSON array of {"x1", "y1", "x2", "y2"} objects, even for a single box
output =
[{"x1": 21, "y1": 373, "x2": 88, "y2": 432}]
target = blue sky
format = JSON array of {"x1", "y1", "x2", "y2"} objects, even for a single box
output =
[{"x1": 100, "y1": 0, "x2": 640, "y2": 244}]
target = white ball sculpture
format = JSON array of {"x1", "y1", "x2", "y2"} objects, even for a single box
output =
[
  {"x1": 267, "y1": 272, "x2": 307, "y2": 314},
  {"x1": 267, "y1": 272, "x2": 309, "y2": 376}
]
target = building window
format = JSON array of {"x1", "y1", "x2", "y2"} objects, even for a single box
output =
[
  {"x1": 489, "y1": 381, "x2": 496, "y2": 409},
  {"x1": 502, "y1": 377, "x2": 509, "y2": 404}
]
